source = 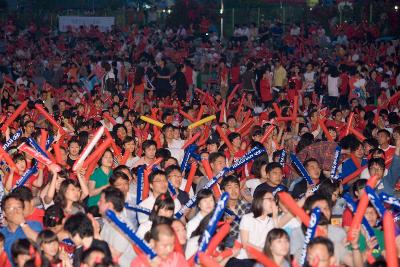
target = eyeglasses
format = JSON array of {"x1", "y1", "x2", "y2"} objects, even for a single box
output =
[{"x1": 4, "y1": 206, "x2": 23, "y2": 212}]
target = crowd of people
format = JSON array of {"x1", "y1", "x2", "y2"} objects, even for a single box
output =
[{"x1": 0, "y1": 14, "x2": 400, "y2": 267}]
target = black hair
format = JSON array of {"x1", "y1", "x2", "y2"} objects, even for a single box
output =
[
  {"x1": 109, "y1": 171, "x2": 130, "y2": 186},
  {"x1": 191, "y1": 213, "x2": 213, "y2": 238},
  {"x1": 149, "y1": 193, "x2": 175, "y2": 221},
  {"x1": 142, "y1": 140, "x2": 157, "y2": 154},
  {"x1": 251, "y1": 189, "x2": 273, "y2": 218},
  {"x1": 43, "y1": 204, "x2": 65, "y2": 228},
  {"x1": 164, "y1": 165, "x2": 181, "y2": 177},
  {"x1": 227, "y1": 132, "x2": 241, "y2": 143},
  {"x1": 64, "y1": 212, "x2": 94, "y2": 238},
  {"x1": 303, "y1": 194, "x2": 331, "y2": 213},
  {"x1": 196, "y1": 189, "x2": 215, "y2": 207},
  {"x1": 102, "y1": 186, "x2": 125, "y2": 212},
  {"x1": 209, "y1": 152, "x2": 226, "y2": 164},
  {"x1": 10, "y1": 186, "x2": 33, "y2": 201},
  {"x1": 148, "y1": 169, "x2": 167, "y2": 184},
  {"x1": 307, "y1": 236, "x2": 334, "y2": 257},
  {"x1": 220, "y1": 175, "x2": 240, "y2": 190},
  {"x1": 368, "y1": 157, "x2": 385, "y2": 170},
  {"x1": 1, "y1": 194, "x2": 24, "y2": 211},
  {"x1": 266, "y1": 162, "x2": 283, "y2": 173}
]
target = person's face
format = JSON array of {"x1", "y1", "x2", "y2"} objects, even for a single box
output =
[
  {"x1": 124, "y1": 121, "x2": 133, "y2": 131},
  {"x1": 227, "y1": 118, "x2": 236, "y2": 128},
  {"x1": 311, "y1": 200, "x2": 331, "y2": 220},
  {"x1": 328, "y1": 129, "x2": 337, "y2": 140},
  {"x1": 377, "y1": 132, "x2": 389, "y2": 146},
  {"x1": 69, "y1": 142, "x2": 80, "y2": 156},
  {"x1": 16, "y1": 254, "x2": 31, "y2": 267},
  {"x1": 369, "y1": 163, "x2": 385, "y2": 180},
  {"x1": 354, "y1": 145, "x2": 364, "y2": 158},
  {"x1": 59, "y1": 102, "x2": 66, "y2": 111},
  {"x1": 305, "y1": 161, "x2": 321, "y2": 180},
  {"x1": 113, "y1": 178, "x2": 130, "y2": 195},
  {"x1": 232, "y1": 137, "x2": 241, "y2": 148},
  {"x1": 262, "y1": 192, "x2": 275, "y2": 214},
  {"x1": 101, "y1": 151, "x2": 114, "y2": 167},
  {"x1": 207, "y1": 143, "x2": 218, "y2": 153},
  {"x1": 171, "y1": 221, "x2": 187, "y2": 245},
  {"x1": 331, "y1": 188, "x2": 341, "y2": 204},
  {"x1": 24, "y1": 122, "x2": 35, "y2": 135},
  {"x1": 15, "y1": 159, "x2": 26, "y2": 172},
  {"x1": 124, "y1": 140, "x2": 136, "y2": 153},
  {"x1": 65, "y1": 184, "x2": 81, "y2": 203},
  {"x1": 164, "y1": 127, "x2": 174, "y2": 139},
  {"x1": 260, "y1": 164, "x2": 268, "y2": 179},
  {"x1": 267, "y1": 167, "x2": 283, "y2": 186},
  {"x1": 210, "y1": 156, "x2": 226, "y2": 174},
  {"x1": 151, "y1": 174, "x2": 168, "y2": 195},
  {"x1": 152, "y1": 234, "x2": 175, "y2": 260},
  {"x1": 334, "y1": 112, "x2": 342, "y2": 121},
  {"x1": 117, "y1": 127, "x2": 127, "y2": 140},
  {"x1": 198, "y1": 195, "x2": 215, "y2": 215},
  {"x1": 168, "y1": 169, "x2": 182, "y2": 189},
  {"x1": 3, "y1": 198, "x2": 24, "y2": 225},
  {"x1": 158, "y1": 207, "x2": 173, "y2": 218},
  {"x1": 144, "y1": 145, "x2": 156, "y2": 160},
  {"x1": 223, "y1": 181, "x2": 240, "y2": 201},
  {"x1": 83, "y1": 251, "x2": 105, "y2": 267},
  {"x1": 306, "y1": 244, "x2": 335, "y2": 267},
  {"x1": 364, "y1": 206, "x2": 378, "y2": 227},
  {"x1": 270, "y1": 236, "x2": 290, "y2": 258},
  {"x1": 41, "y1": 240, "x2": 59, "y2": 258}
]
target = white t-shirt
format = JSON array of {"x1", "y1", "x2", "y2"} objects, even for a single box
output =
[
  {"x1": 136, "y1": 220, "x2": 152, "y2": 239},
  {"x1": 245, "y1": 179, "x2": 262, "y2": 196},
  {"x1": 185, "y1": 235, "x2": 200, "y2": 259},
  {"x1": 186, "y1": 212, "x2": 205, "y2": 239},
  {"x1": 328, "y1": 75, "x2": 339, "y2": 97},
  {"x1": 101, "y1": 218, "x2": 136, "y2": 266},
  {"x1": 238, "y1": 213, "x2": 276, "y2": 259}
]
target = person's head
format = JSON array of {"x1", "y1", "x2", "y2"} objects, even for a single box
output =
[
  {"x1": 209, "y1": 152, "x2": 226, "y2": 174},
  {"x1": 171, "y1": 220, "x2": 187, "y2": 246},
  {"x1": 98, "y1": 149, "x2": 114, "y2": 168},
  {"x1": 23, "y1": 120, "x2": 35, "y2": 136},
  {"x1": 142, "y1": 140, "x2": 157, "y2": 159},
  {"x1": 266, "y1": 162, "x2": 283, "y2": 187},
  {"x1": 206, "y1": 139, "x2": 219, "y2": 153},
  {"x1": 64, "y1": 213, "x2": 94, "y2": 246},
  {"x1": 109, "y1": 171, "x2": 130, "y2": 196},
  {"x1": 1, "y1": 194, "x2": 24, "y2": 226},
  {"x1": 37, "y1": 230, "x2": 59, "y2": 260},
  {"x1": 263, "y1": 228, "x2": 290, "y2": 261},
  {"x1": 98, "y1": 186, "x2": 125, "y2": 216},
  {"x1": 363, "y1": 138, "x2": 379, "y2": 156},
  {"x1": 162, "y1": 124, "x2": 174, "y2": 139},
  {"x1": 123, "y1": 136, "x2": 136, "y2": 154},
  {"x1": 227, "y1": 116, "x2": 237, "y2": 128},
  {"x1": 350, "y1": 140, "x2": 364, "y2": 158},
  {"x1": 316, "y1": 180, "x2": 342, "y2": 205},
  {"x1": 13, "y1": 153, "x2": 26, "y2": 173},
  {"x1": 368, "y1": 157, "x2": 386, "y2": 180},
  {"x1": 304, "y1": 194, "x2": 331, "y2": 221},
  {"x1": 306, "y1": 237, "x2": 335, "y2": 267},
  {"x1": 196, "y1": 189, "x2": 215, "y2": 215},
  {"x1": 351, "y1": 179, "x2": 367, "y2": 199},
  {"x1": 220, "y1": 175, "x2": 240, "y2": 201},
  {"x1": 43, "y1": 204, "x2": 65, "y2": 232},
  {"x1": 11, "y1": 239, "x2": 33, "y2": 267},
  {"x1": 228, "y1": 132, "x2": 241, "y2": 149},
  {"x1": 55, "y1": 179, "x2": 81, "y2": 209},
  {"x1": 10, "y1": 186, "x2": 35, "y2": 217},
  {"x1": 365, "y1": 203, "x2": 379, "y2": 227},
  {"x1": 377, "y1": 129, "x2": 391, "y2": 146},
  {"x1": 149, "y1": 224, "x2": 175, "y2": 260},
  {"x1": 149, "y1": 170, "x2": 168, "y2": 196},
  {"x1": 251, "y1": 190, "x2": 276, "y2": 218},
  {"x1": 68, "y1": 138, "x2": 80, "y2": 156},
  {"x1": 304, "y1": 158, "x2": 321, "y2": 181},
  {"x1": 81, "y1": 247, "x2": 112, "y2": 267},
  {"x1": 165, "y1": 165, "x2": 182, "y2": 189},
  {"x1": 149, "y1": 193, "x2": 175, "y2": 221}
]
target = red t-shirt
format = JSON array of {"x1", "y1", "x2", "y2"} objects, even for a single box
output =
[
  {"x1": 342, "y1": 207, "x2": 353, "y2": 227},
  {"x1": 26, "y1": 208, "x2": 45, "y2": 225}
]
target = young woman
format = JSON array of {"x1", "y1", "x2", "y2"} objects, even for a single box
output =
[
  {"x1": 238, "y1": 190, "x2": 278, "y2": 258},
  {"x1": 185, "y1": 189, "x2": 215, "y2": 239},
  {"x1": 37, "y1": 230, "x2": 72, "y2": 267},
  {"x1": 122, "y1": 136, "x2": 139, "y2": 169},
  {"x1": 66, "y1": 138, "x2": 80, "y2": 169},
  {"x1": 88, "y1": 149, "x2": 114, "y2": 207},
  {"x1": 255, "y1": 228, "x2": 291, "y2": 267},
  {"x1": 54, "y1": 179, "x2": 86, "y2": 216},
  {"x1": 136, "y1": 193, "x2": 175, "y2": 239}
]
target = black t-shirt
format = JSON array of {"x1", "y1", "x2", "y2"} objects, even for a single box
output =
[
  {"x1": 177, "y1": 189, "x2": 190, "y2": 206},
  {"x1": 72, "y1": 239, "x2": 112, "y2": 267},
  {"x1": 66, "y1": 156, "x2": 76, "y2": 169}
]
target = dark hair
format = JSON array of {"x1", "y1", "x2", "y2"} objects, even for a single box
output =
[
  {"x1": 37, "y1": 230, "x2": 58, "y2": 247},
  {"x1": 164, "y1": 165, "x2": 181, "y2": 177},
  {"x1": 64, "y1": 212, "x2": 94, "y2": 238},
  {"x1": 296, "y1": 133, "x2": 314, "y2": 153},
  {"x1": 349, "y1": 139, "x2": 363, "y2": 152},
  {"x1": 316, "y1": 180, "x2": 341, "y2": 205},
  {"x1": 11, "y1": 239, "x2": 31, "y2": 263},
  {"x1": 263, "y1": 228, "x2": 290, "y2": 260},
  {"x1": 43, "y1": 204, "x2": 65, "y2": 228},
  {"x1": 54, "y1": 179, "x2": 81, "y2": 209},
  {"x1": 209, "y1": 152, "x2": 226, "y2": 164},
  {"x1": 1, "y1": 194, "x2": 24, "y2": 211},
  {"x1": 307, "y1": 236, "x2": 334, "y2": 257},
  {"x1": 149, "y1": 193, "x2": 175, "y2": 221},
  {"x1": 250, "y1": 157, "x2": 268, "y2": 178},
  {"x1": 377, "y1": 129, "x2": 391, "y2": 137},
  {"x1": 196, "y1": 189, "x2": 215, "y2": 207},
  {"x1": 148, "y1": 169, "x2": 166, "y2": 184},
  {"x1": 303, "y1": 194, "x2": 331, "y2": 213},
  {"x1": 266, "y1": 162, "x2": 283, "y2": 173},
  {"x1": 142, "y1": 140, "x2": 157, "y2": 153},
  {"x1": 102, "y1": 186, "x2": 125, "y2": 212},
  {"x1": 10, "y1": 186, "x2": 33, "y2": 201},
  {"x1": 97, "y1": 149, "x2": 113, "y2": 166},
  {"x1": 368, "y1": 157, "x2": 385, "y2": 170},
  {"x1": 191, "y1": 213, "x2": 213, "y2": 238},
  {"x1": 227, "y1": 132, "x2": 241, "y2": 143},
  {"x1": 220, "y1": 175, "x2": 240, "y2": 190},
  {"x1": 251, "y1": 189, "x2": 273, "y2": 218},
  {"x1": 81, "y1": 246, "x2": 113, "y2": 266},
  {"x1": 12, "y1": 153, "x2": 26, "y2": 163},
  {"x1": 109, "y1": 171, "x2": 130, "y2": 186}
]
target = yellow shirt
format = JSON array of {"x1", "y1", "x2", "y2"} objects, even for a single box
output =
[{"x1": 273, "y1": 66, "x2": 287, "y2": 87}]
